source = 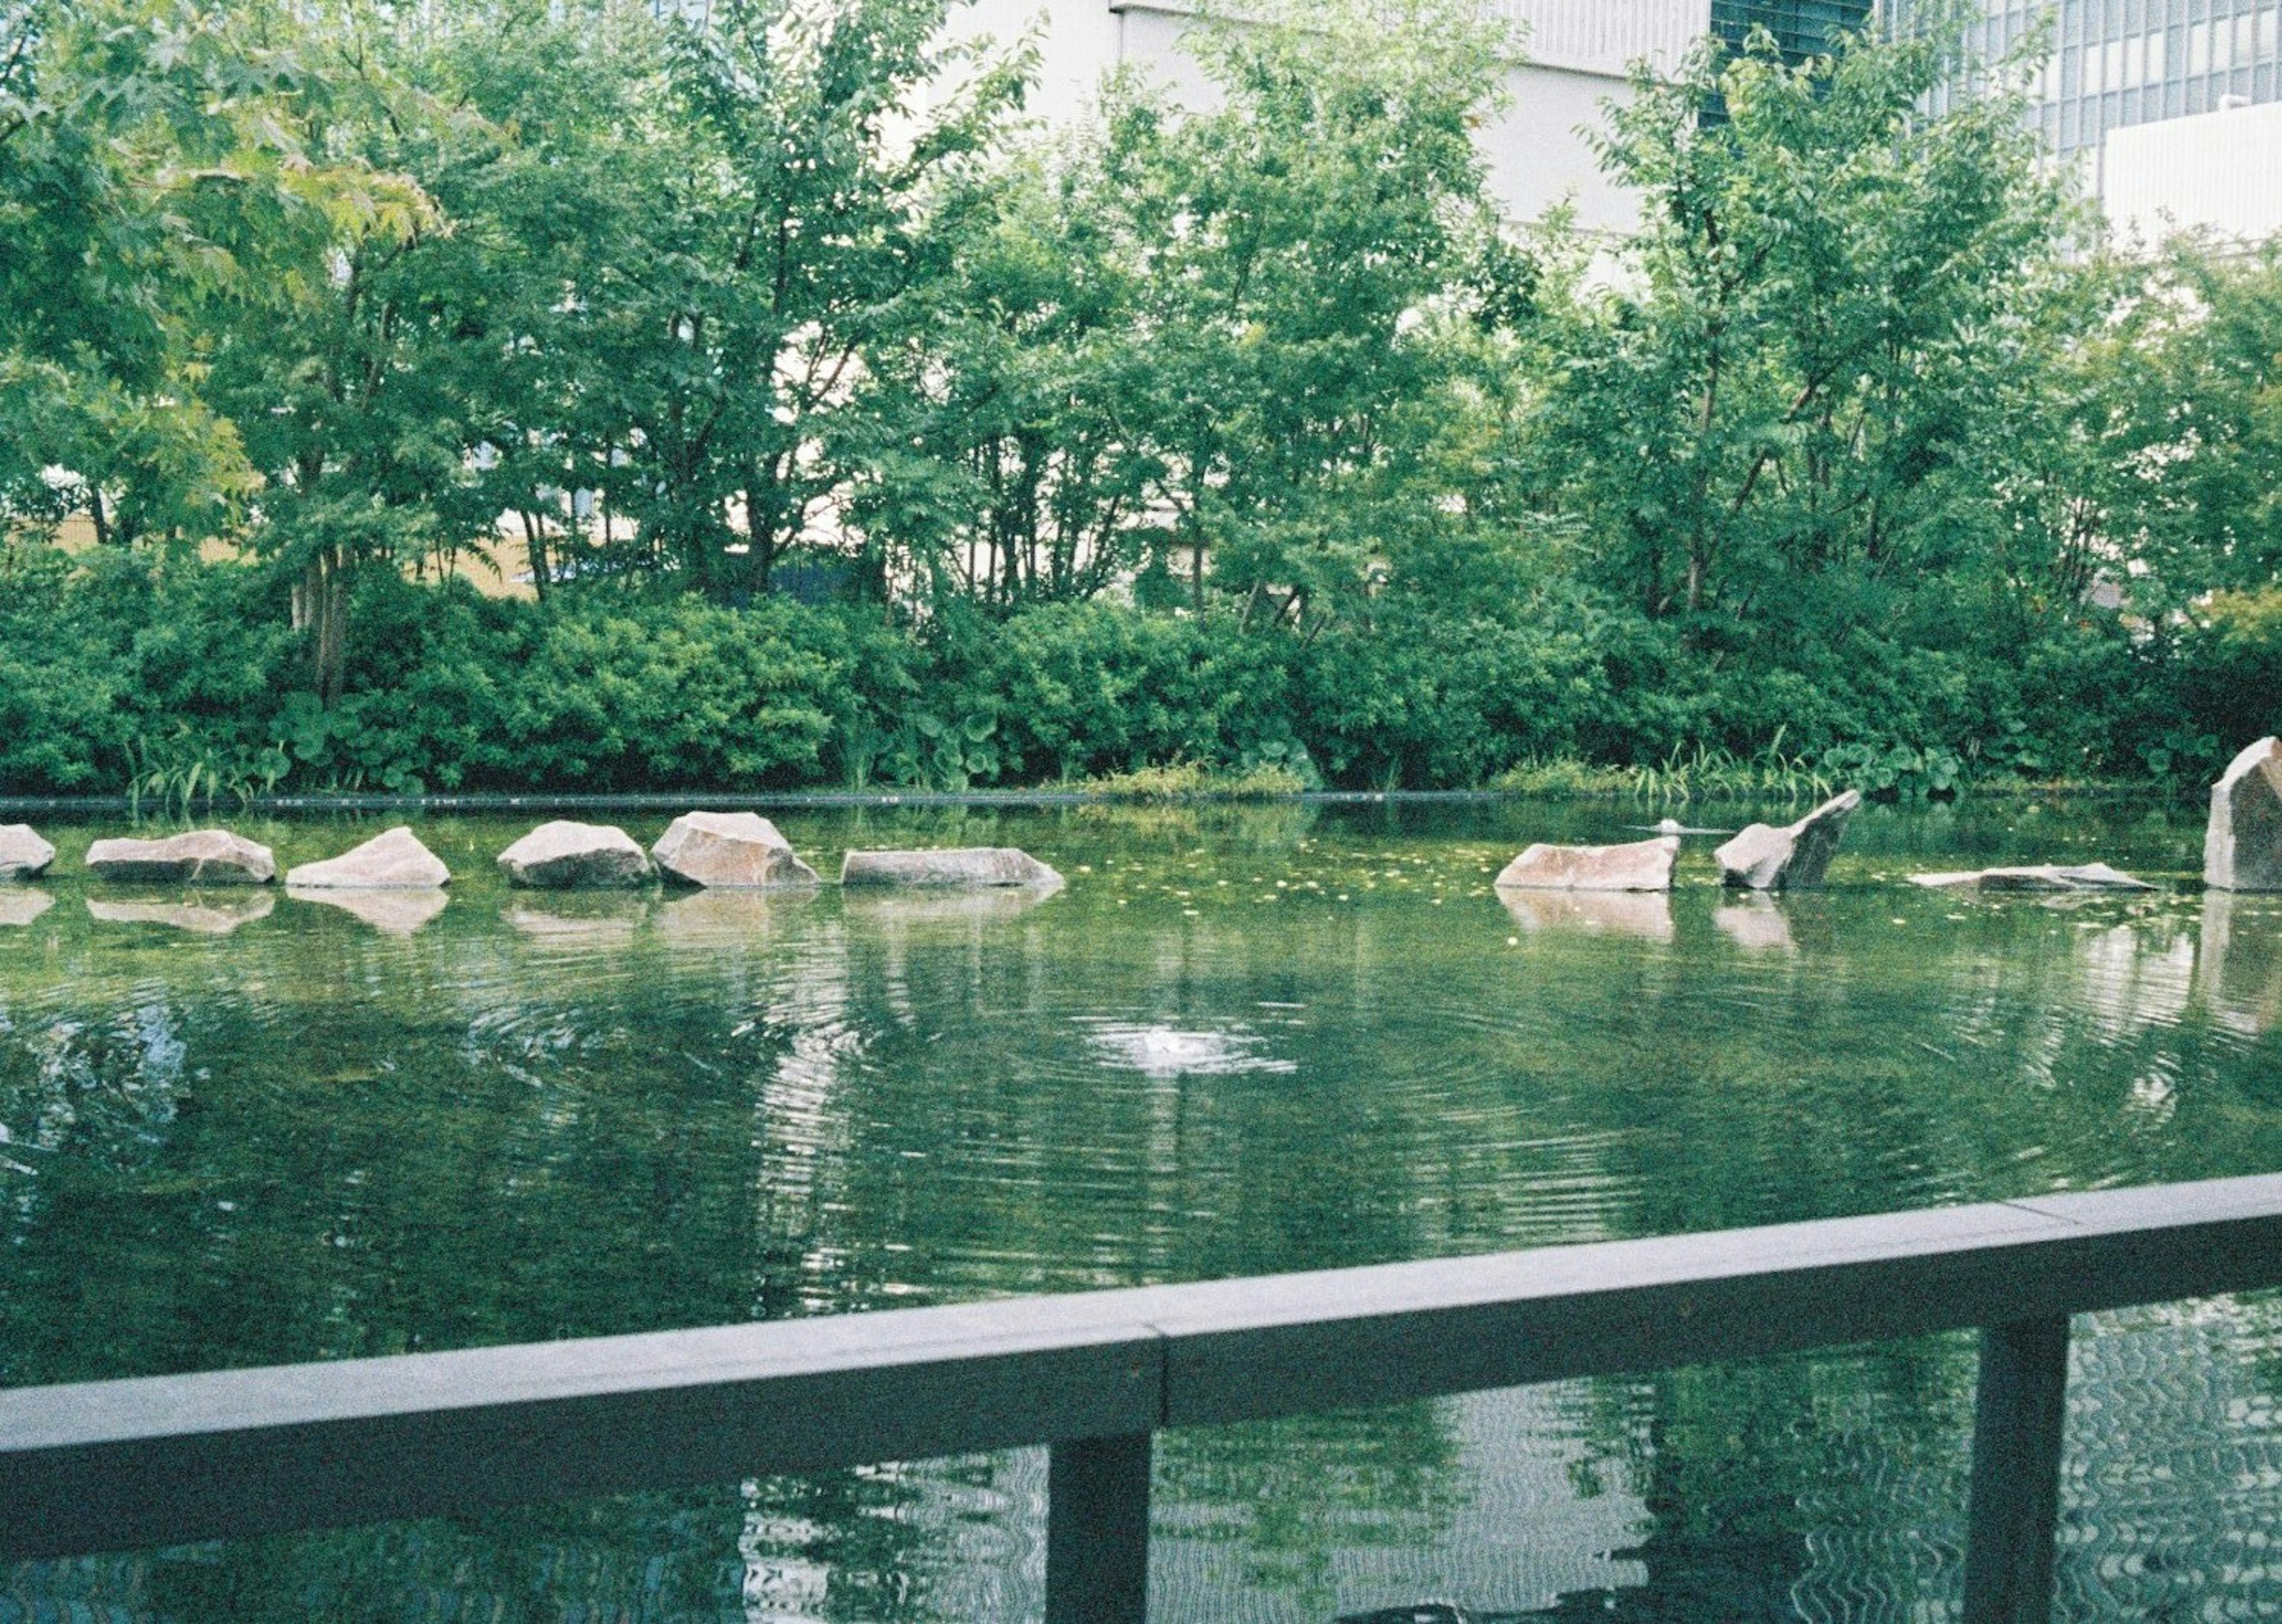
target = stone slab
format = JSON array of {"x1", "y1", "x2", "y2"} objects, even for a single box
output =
[
  {"x1": 1908, "y1": 863, "x2": 2155, "y2": 893},
  {"x1": 1493, "y1": 836, "x2": 1678, "y2": 893},
  {"x1": 85, "y1": 831, "x2": 275, "y2": 885},
  {"x1": 1715, "y1": 790, "x2": 1861, "y2": 891},
  {"x1": 840, "y1": 848, "x2": 1063, "y2": 888}
]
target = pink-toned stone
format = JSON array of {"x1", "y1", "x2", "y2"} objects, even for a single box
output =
[
  {"x1": 1714, "y1": 790, "x2": 1861, "y2": 891},
  {"x1": 1493, "y1": 835, "x2": 1678, "y2": 893},
  {"x1": 653, "y1": 812, "x2": 819, "y2": 888},
  {"x1": 0, "y1": 824, "x2": 54, "y2": 881},
  {"x1": 2206, "y1": 736, "x2": 2282, "y2": 893},
  {"x1": 840, "y1": 848, "x2": 1061, "y2": 888},
  {"x1": 285, "y1": 827, "x2": 449, "y2": 889},
  {"x1": 497, "y1": 821, "x2": 651, "y2": 889},
  {"x1": 1908, "y1": 863, "x2": 2154, "y2": 892},
  {"x1": 86, "y1": 830, "x2": 275, "y2": 885}
]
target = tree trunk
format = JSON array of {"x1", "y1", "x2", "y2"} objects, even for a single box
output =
[{"x1": 295, "y1": 547, "x2": 352, "y2": 707}]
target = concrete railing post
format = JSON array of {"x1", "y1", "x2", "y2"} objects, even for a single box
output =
[
  {"x1": 1045, "y1": 1431, "x2": 1152, "y2": 1624},
  {"x1": 1961, "y1": 1316, "x2": 2072, "y2": 1624}
]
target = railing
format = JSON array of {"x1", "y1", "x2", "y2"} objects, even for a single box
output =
[{"x1": 7, "y1": 1174, "x2": 2282, "y2": 1622}]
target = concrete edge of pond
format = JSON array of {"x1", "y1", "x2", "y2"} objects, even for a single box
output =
[{"x1": 0, "y1": 786, "x2": 2173, "y2": 816}]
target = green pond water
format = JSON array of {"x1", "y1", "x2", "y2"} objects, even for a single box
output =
[{"x1": 3, "y1": 799, "x2": 2280, "y2": 1622}]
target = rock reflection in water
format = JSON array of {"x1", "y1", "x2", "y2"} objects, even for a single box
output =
[
  {"x1": 652, "y1": 887, "x2": 809, "y2": 950},
  {"x1": 2198, "y1": 892, "x2": 2282, "y2": 1035},
  {"x1": 1499, "y1": 888, "x2": 1672, "y2": 943},
  {"x1": 0, "y1": 888, "x2": 54, "y2": 926},
  {"x1": 502, "y1": 894, "x2": 651, "y2": 946},
  {"x1": 288, "y1": 887, "x2": 449, "y2": 936},
  {"x1": 86, "y1": 893, "x2": 276, "y2": 935},
  {"x1": 838, "y1": 881, "x2": 1061, "y2": 929},
  {"x1": 1713, "y1": 895, "x2": 1794, "y2": 953}
]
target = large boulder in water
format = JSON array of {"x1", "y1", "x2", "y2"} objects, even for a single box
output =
[
  {"x1": 86, "y1": 830, "x2": 275, "y2": 885},
  {"x1": 653, "y1": 811, "x2": 819, "y2": 888},
  {"x1": 840, "y1": 847, "x2": 1062, "y2": 888},
  {"x1": 2205, "y1": 737, "x2": 2282, "y2": 893},
  {"x1": 497, "y1": 821, "x2": 652, "y2": 889},
  {"x1": 0, "y1": 825, "x2": 55, "y2": 881},
  {"x1": 1493, "y1": 835, "x2": 1678, "y2": 893},
  {"x1": 1714, "y1": 790, "x2": 1861, "y2": 891},
  {"x1": 285, "y1": 827, "x2": 450, "y2": 889}
]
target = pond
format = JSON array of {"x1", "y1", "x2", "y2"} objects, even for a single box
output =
[{"x1": 3, "y1": 798, "x2": 2279, "y2": 1622}]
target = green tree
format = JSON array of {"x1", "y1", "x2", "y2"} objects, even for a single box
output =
[
  {"x1": 1525, "y1": 4, "x2": 2083, "y2": 696},
  {"x1": 595, "y1": 0, "x2": 1028, "y2": 604},
  {"x1": 0, "y1": 0, "x2": 413, "y2": 550},
  {"x1": 1099, "y1": 0, "x2": 1512, "y2": 622}
]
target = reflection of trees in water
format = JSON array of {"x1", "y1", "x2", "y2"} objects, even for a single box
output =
[
  {"x1": 6, "y1": 810, "x2": 2282, "y2": 1622},
  {"x1": 10, "y1": 1474, "x2": 953, "y2": 1624},
  {"x1": 1156, "y1": 1404, "x2": 1468, "y2": 1620},
  {"x1": 1536, "y1": 1340, "x2": 1976, "y2": 1622}
]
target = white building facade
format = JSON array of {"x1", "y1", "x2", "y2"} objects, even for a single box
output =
[{"x1": 960, "y1": 0, "x2": 1710, "y2": 232}]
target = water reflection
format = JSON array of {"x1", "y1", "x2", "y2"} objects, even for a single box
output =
[
  {"x1": 1498, "y1": 889, "x2": 1673, "y2": 942},
  {"x1": 501, "y1": 893, "x2": 650, "y2": 947},
  {"x1": 0, "y1": 888, "x2": 53, "y2": 927},
  {"x1": 85, "y1": 893, "x2": 275, "y2": 935},
  {"x1": 1714, "y1": 895, "x2": 1794, "y2": 953},
  {"x1": 2198, "y1": 891, "x2": 2282, "y2": 1036},
  {"x1": 653, "y1": 887, "x2": 805, "y2": 950},
  {"x1": 2, "y1": 802, "x2": 2280, "y2": 1622},
  {"x1": 837, "y1": 882, "x2": 1063, "y2": 929},
  {"x1": 287, "y1": 886, "x2": 449, "y2": 936}
]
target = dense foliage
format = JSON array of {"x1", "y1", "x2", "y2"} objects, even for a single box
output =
[{"x1": 2, "y1": 0, "x2": 2277, "y2": 795}]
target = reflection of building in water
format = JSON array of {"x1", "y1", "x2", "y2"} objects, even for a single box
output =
[{"x1": 2198, "y1": 893, "x2": 2282, "y2": 1035}]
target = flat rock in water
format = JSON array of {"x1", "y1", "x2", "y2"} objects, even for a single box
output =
[
  {"x1": 497, "y1": 821, "x2": 652, "y2": 889},
  {"x1": 1714, "y1": 790, "x2": 1862, "y2": 891},
  {"x1": 840, "y1": 847, "x2": 1063, "y2": 888},
  {"x1": 1493, "y1": 835, "x2": 1678, "y2": 893},
  {"x1": 87, "y1": 894, "x2": 275, "y2": 935},
  {"x1": 285, "y1": 827, "x2": 450, "y2": 889},
  {"x1": 85, "y1": 830, "x2": 275, "y2": 885},
  {"x1": 2205, "y1": 736, "x2": 2282, "y2": 893},
  {"x1": 653, "y1": 811, "x2": 820, "y2": 888},
  {"x1": 1908, "y1": 863, "x2": 2155, "y2": 893},
  {"x1": 0, "y1": 825, "x2": 55, "y2": 881}
]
